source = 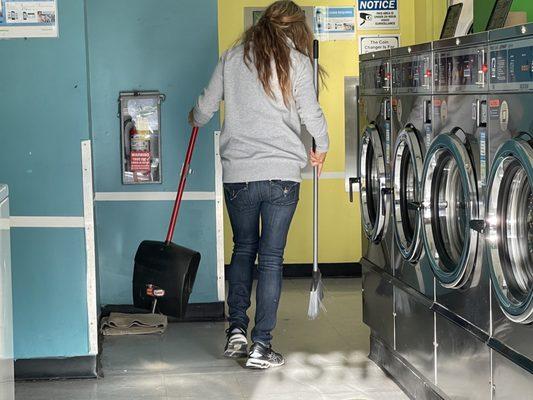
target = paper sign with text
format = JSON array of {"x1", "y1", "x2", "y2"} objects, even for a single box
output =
[
  {"x1": 359, "y1": 35, "x2": 400, "y2": 54},
  {"x1": 357, "y1": 0, "x2": 399, "y2": 30}
]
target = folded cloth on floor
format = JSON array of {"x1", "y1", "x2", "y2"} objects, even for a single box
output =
[{"x1": 100, "y1": 312, "x2": 168, "y2": 336}]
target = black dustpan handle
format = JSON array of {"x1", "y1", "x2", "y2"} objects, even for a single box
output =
[{"x1": 165, "y1": 126, "x2": 200, "y2": 245}]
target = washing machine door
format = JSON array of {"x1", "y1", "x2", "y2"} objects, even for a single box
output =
[
  {"x1": 360, "y1": 123, "x2": 390, "y2": 244},
  {"x1": 486, "y1": 134, "x2": 533, "y2": 324},
  {"x1": 392, "y1": 126, "x2": 424, "y2": 262},
  {"x1": 421, "y1": 130, "x2": 479, "y2": 288}
]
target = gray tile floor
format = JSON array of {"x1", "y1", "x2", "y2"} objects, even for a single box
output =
[{"x1": 16, "y1": 278, "x2": 408, "y2": 400}]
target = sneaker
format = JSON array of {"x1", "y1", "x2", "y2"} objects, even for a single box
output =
[
  {"x1": 245, "y1": 342, "x2": 285, "y2": 369},
  {"x1": 224, "y1": 327, "x2": 248, "y2": 358}
]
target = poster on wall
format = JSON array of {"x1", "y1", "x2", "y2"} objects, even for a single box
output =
[
  {"x1": 359, "y1": 35, "x2": 400, "y2": 54},
  {"x1": 357, "y1": 0, "x2": 398, "y2": 30},
  {"x1": 0, "y1": 0, "x2": 58, "y2": 39},
  {"x1": 314, "y1": 6, "x2": 355, "y2": 41}
]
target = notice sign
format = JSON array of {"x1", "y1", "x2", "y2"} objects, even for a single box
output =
[
  {"x1": 130, "y1": 151, "x2": 151, "y2": 173},
  {"x1": 0, "y1": 0, "x2": 58, "y2": 38},
  {"x1": 359, "y1": 35, "x2": 400, "y2": 54},
  {"x1": 314, "y1": 6, "x2": 355, "y2": 41},
  {"x1": 357, "y1": 0, "x2": 398, "y2": 30}
]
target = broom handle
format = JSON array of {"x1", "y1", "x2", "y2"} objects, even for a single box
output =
[
  {"x1": 165, "y1": 126, "x2": 200, "y2": 245},
  {"x1": 313, "y1": 39, "x2": 319, "y2": 273}
]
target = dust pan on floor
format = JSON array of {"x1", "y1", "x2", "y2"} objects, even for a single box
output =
[{"x1": 100, "y1": 312, "x2": 168, "y2": 336}]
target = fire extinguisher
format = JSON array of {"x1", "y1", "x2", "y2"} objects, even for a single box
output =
[{"x1": 128, "y1": 122, "x2": 151, "y2": 174}]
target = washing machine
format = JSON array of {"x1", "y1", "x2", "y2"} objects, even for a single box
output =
[
  {"x1": 486, "y1": 23, "x2": 533, "y2": 398},
  {"x1": 391, "y1": 43, "x2": 434, "y2": 297},
  {"x1": 422, "y1": 32, "x2": 492, "y2": 400},
  {"x1": 390, "y1": 43, "x2": 436, "y2": 383},
  {"x1": 359, "y1": 49, "x2": 395, "y2": 350}
]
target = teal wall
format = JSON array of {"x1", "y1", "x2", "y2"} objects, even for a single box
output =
[
  {"x1": 0, "y1": 0, "x2": 220, "y2": 360},
  {"x1": 86, "y1": 0, "x2": 220, "y2": 305},
  {"x1": 0, "y1": 0, "x2": 91, "y2": 359},
  {"x1": 11, "y1": 230, "x2": 89, "y2": 358},
  {"x1": 474, "y1": 0, "x2": 533, "y2": 32}
]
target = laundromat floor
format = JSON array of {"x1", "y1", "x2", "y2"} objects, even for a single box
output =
[{"x1": 15, "y1": 278, "x2": 408, "y2": 400}]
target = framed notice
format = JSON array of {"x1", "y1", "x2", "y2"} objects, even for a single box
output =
[
  {"x1": 357, "y1": 0, "x2": 399, "y2": 30},
  {"x1": 0, "y1": 0, "x2": 58, "y2": 39},
  {"x1": 119, "y1": 92, "x2": 165, "y2": 185}
]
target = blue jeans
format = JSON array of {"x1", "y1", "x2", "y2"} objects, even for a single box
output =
[{"x1": 224, "y1": 180, "x2": 300, "y2": 345}]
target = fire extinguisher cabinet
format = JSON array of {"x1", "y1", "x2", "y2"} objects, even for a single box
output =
[{"x1": 119, "y1": 91, "x2": 165, "y2": 185}]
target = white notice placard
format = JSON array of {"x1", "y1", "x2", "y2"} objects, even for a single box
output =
[
  {"x1": 357, "y1": 0, "x2": 399, "y2": 30},
  {"x1": 0, "y1": 0, "x2": 58, "y2": 38},
  {"x1": 359, "y1": 35, "x2": 400, "y2": 54},
  {"x1": 314, "y1": 6, "x2": 356, "y2": 41}
]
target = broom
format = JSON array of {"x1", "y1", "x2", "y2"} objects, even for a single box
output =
[{"x1": 308, "y1": 39, "x2": 325, "y2": 320}]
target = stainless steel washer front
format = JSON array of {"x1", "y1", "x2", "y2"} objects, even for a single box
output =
[
  {"x1": 360, "y1": 124, "x2": 390, "y2": 244},
  {"x1": 486, "y1": 134, "x2": 533, "y2": 324},
  {"x1": 421, "y1": 130, "x2": 480, "y2": 288},
  {"x1": 392, "y1": 126, "x2": 424, "y2": 262}
]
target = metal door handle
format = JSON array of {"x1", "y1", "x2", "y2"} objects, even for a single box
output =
[
  {"x1": 407, "y1": 201, "x2": 421, "y2": 211},
  {"x1": 380, "y1": 187, "x2": 392, "y2": 216},
  {"x1": 423, "y1": 100, "x2": 432, "y2": 124},
  {"x1": 383, "y1": 99, "x2": 391, "y2": 121},
  {"x1": 469, "y1": 219, "x2": 486, "y2": 234},
  {"x1": 349, "y1": 177, "x2": 359, "y2": 203},
  {"x1": 476, "y1": 100, "x2": 487, "y2": 128}
]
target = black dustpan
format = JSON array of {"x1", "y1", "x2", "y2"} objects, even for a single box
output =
[{"x1": 133, "y1": 127, "x2": 201, "y2": 318}]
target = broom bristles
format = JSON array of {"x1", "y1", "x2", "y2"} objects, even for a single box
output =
[{"x1": 307, "y1": 269, "x2": 326, "y2": 320}]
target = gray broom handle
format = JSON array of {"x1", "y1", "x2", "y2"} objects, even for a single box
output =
[{"x1": 313, "y1": 40, "x2": 319, "y2": 273}]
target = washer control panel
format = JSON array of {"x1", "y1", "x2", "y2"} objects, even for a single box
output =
[
  {"x1": 434, "y1": 46, "x2": 488, "y2": 93},
  {"x1": 490, "y1": 38, "x2": 533, "y2": 91}
]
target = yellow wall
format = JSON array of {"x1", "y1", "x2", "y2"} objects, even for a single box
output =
[{"x1": 218, "y1": 0, "x2": 447, "y2": 265}]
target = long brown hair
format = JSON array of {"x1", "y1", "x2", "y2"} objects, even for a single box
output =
[{"x1": 242, "y1": 1, "x2": 323, "y2": 106}]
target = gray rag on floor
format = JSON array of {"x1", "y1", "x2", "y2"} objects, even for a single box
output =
[{"x1": 100, "y1": 312, "x2": 168, "y2": 336}]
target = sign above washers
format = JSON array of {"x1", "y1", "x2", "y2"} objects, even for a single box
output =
[
  {"x1": 357, "y1": 0, "x2": 399, "y2": 30},
  {"x1": 359, "y1": 35, "x2": 400, "y2": 54}
]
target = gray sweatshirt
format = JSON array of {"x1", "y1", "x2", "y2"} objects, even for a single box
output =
[{"x1": 193, "y1": 44, "x2": 329, "y2": 183}]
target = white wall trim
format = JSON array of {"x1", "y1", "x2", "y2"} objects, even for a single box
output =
[
  {"x1": 214, "y1": 132, "x2": 225, "y2": 302},
  {"x1": 94, "y1": 191, "x2": 216, "y2": 202},
  {"x1": 301, "y1": 171, "x2": 345, "y2": 180},
  {"x1": 0, "y1": 218, "x2": 9, "y2": 230},
  {"x1": 9, "y1": 216, "x2": 85, "y2": 228},
  {"x1": 81, "y1": 140, "x2": 98, "y2": 356}
]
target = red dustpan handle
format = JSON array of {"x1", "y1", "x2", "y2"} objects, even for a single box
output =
[{"x1": 165, "y1": 126, "x2": 200, "y2": 245}]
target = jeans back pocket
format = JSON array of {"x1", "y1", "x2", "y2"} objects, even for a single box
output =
[
  {"x1": 224, "y1": 183, "x2": 251, "y2": 210},
  {"x1": 270, "y1": 180, "x2": 300, "y2": 206}
]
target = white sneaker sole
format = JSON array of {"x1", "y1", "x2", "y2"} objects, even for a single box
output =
[{"x1": 245, "y1": 357, "x2": 285, "y2": 369}]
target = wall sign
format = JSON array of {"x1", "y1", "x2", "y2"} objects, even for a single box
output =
[
  {"x1": 314, "y1": 6, "x2": 356, "y2": 41},
  {"x1": 119, "y1": 92, "x2": 165, "y2": 185},
  {"x1": 0, "y1": 0, "x2": 58, "y2": 39},
  {"x1": 357, "y1": 0, "x2": 398, "y2": 30},
  {"x1": 359, "y1": 35, "x2": 400, "y2": 54}
]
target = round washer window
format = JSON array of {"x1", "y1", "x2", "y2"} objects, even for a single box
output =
[
  {"x1": 360, "y1": 125, "x2": 389, "y2": 243},
  {"x1": 486, "y1": 136, "x2": 533, "y2": 324},
  {"x1": 421, "y1": 132, "x2": 479, "y2": 288},
  {"x1": 393, "y1": 128, "x2": 423, "y2": 261}
]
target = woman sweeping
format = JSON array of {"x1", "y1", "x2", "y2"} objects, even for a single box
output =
[{"x1": 189, "y1": 0, "x2": 329, "y2": 369}]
